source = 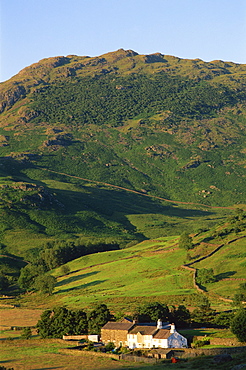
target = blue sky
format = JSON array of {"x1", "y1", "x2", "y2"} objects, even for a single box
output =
[{"x1": 1, "y1": 0, "x2": 246, "y2": 82}]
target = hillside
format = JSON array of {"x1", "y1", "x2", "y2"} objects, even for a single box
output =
[
  {"x1": 0, "y1": 49, "x2": 246, "y2": 274},
  {"x1": 4, "y1": 213, "x2": 243, "y2": 313}
]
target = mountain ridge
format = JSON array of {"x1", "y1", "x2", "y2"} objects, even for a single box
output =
[
  {"x1": 1, "y1": 48, "x2": 246, "y2": 114},
  {"x1": 0, "y1": 49, "x2": 245, "y2": 265}
]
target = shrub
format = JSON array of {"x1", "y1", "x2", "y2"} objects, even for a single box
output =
[
  {"x1": 21, "y1": 327, "x2": 32, "y2": 339},
  {"x1": 179, "y1": 232, "x2": 193, "y2": 250},
  {"x1": 105, "y1": 342, "x2": 115, "y2": 352},
  {"x1": 193, "y1": 338, "x2": 210, "y2": 348},
  {"x1": 196, "y1": 268, "x2": 216, "y2": 285},
  {"x1": 231, "y1": 308, "x2": 246, "y2": 342}
]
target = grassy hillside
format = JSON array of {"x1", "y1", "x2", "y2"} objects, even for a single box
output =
[
  {"x1": 1, "y1": 49, "x2": 246, "y2": 209},
  {"x1": 0, "y1": 49, "x2": 245, "y2": 287},
  {"x1": 6, "y1": 214, "x2": 243, "y2": 313}
]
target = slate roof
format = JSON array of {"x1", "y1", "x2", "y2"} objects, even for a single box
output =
[
  {"x1": 128, "y1": 325, "x2": 157, "y2": 336},
  {"x1": 101, "y1": 321, "x2": 134, "y2": 331},
  {"x1": 153, "y1": 329, "x2": 171, "y2": 339}
]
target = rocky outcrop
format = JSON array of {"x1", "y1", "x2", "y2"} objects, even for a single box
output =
[{"x1": 0, "y1": 83, "x2": 26, "y2": 113}]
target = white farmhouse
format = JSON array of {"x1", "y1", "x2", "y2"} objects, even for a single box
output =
[
  {"x1": 127, "y1": 320, "x2": 187, "y2": 349},
  {"x1": 101, "y1": 319, "x2": 187, "y2": 349}
]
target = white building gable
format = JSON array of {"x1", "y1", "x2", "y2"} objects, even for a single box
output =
[{"x1": 127, "y1": 321, "x2": 187, "y2": 349}]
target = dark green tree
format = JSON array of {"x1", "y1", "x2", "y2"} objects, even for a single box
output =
[
  {"x1": 60, "y1": 264, "x2": 70, "y2": 276},
  {"x1": 72, "y1": 309, "x2": 88, "y2": 335},
  {"x1": 18, "y1": 264, "x2": 46, "y2": 291},
  {"x1": 21, "y1": 327, "x2": 32, "y2": 339},
  {"x1": 179, "y1": 232, "x2": 193, "y2": 250},
  {"x1": 231, "y1": 308, "x2": 246, "y2": 342},
  {"x1": 105, "y1": 342, "x2": 115, "y2": 351},
  {"x1": 196, "y1": 268, "x2": 216, "y2": 285},
  {"x1": 36, "y1": 309, "x2": 53, "y2": 338},
  {"x1": 37, "y1": 306, "x2": 88, "y2": 338},
  {"x1": 87, "y1": 304, "x2": 111, "y2": 334},
  {"x1": 191, "y1": 297, "x2": 215, "y2": 325},
  {"x1": 40, "y1": 247, "x2": 62, "y2": 270},
  {"x1": 169, "y1": 305, "x2": 191, "y2": 327},
  {"x1": 34, "y1": 274, "x2": 57, "y2": 295},
  {"x1": 134, "y1": 302, "x2": 169, "y2": 323},
  {"x1": 0, "y1": 272, "x2": 9, "y2": 292},
  {"x1": 233, "y1": 283, "x2": 246, "y2": 306},
  {"x1": 214, "y1": 312, "x2": 234, "y2": 328}
]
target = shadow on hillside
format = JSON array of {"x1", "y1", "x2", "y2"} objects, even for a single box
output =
[
  {"x1": 56, "y1": 271, "x2": 99, "y2": 287},
  {"x1": 44, "y1": 180, "x2": 214, "y2": 234},
  {"x1": 56, "y1": 280, "x2": 106, "y2": 294},
  {"x1": 215, "y1": 271, "x2": 236, "y2": 281},
  {"x1": 4, "y1": 158, "x2": 215, "y2": 238}
]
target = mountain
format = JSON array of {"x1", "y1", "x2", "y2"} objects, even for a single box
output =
[{"x1": 0, "y1": 49, "x2": 246, "y2": 263}]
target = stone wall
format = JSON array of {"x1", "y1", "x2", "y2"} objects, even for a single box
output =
[
  {"x1": 120, "y1": 354, "x2": 157, "y2": 364},
  {"x1": 63, "y1": 335, "x2": 87, "y2": 341},
  {"x1": 171, "y1": 346, "x2": 246, "y2": 359},
  {"x1": 209, "y1": 338, "x2": 241, "y2": 346}
]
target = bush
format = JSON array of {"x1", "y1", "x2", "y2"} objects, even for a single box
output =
[
  {"x1": 179, "y1": 232, "x2": 193, "y2": 250},
  {"x1": 34, "y1": 274, "x2": 57, "y2": 295},
  {"x1": 231, "y1": 308, "x2": 246, "y2": 342},
  {"x1": 196, "y1": 268, "x2": 216, "y2": 285},
  {"x1": 105, "y1": 342, "x2": 115, "y2": 352},
  {"x1": 193, "y1": 338, "x2": 210, "y2": 348},
  {"x1": 214, "y1": 312, "x2": 234, "y2": 328},
  {"x1": 21, "y1": 327, "x2": 32, "y2": 339}
]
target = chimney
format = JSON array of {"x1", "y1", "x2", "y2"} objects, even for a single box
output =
[
  {"x1": 157, "y1": 319, "x2": 163, "y2": 329},
  {"x1": 170, "y1": 323, "x2": 175, "y2": 334}
]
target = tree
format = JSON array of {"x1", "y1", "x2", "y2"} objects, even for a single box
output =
[
  {"x1": 72, "y1": 309, "x2": 88, "y2": 335},
  {"x1": 37, "y1": 306, "x2": 88, "y2": 338},
  {"x1": 18, "y1": 264, "x2": 46, "y2": 291},
  {"x1": 196, "y1": 268, "x2": 216, "y2": 285},
  {"x1": 233, "y1": 283, "x2": 246, "y2": 306},
  {"x1": 192, "y1": 297, "x2": 216, "y2": 325},
  {"x1": 36, "y1": 309, "x2": 53, "y2": 338},
  {"x1": 21, "y1": 327, "x2": 32, "y2": 339},
  {"x1": 60, "y1": 264, "x2": 70, "y2": 275},
  {"x1": 214, "y1": 312, "x2": 234, "y2": 328},
  {"x1": 179, "y1": 232, "x2": 193, "y2": 250},
  {"x1": 0, "y1": 273, "x2": 9, "y2": 292},
  {"x1": 34, "y1": 274, "x2": 57, "y2": 295},
  {"x1": 231, "y1": 308, "x2": 246, "y2": 342},
  {"x1": 87, "y1": 304, "x2": 112, "y2": 334},
  {"x1": 169, "y1": 305, "x2": 191, "y2": 327},
  {"x1": 134, "y1": 302, "x2": 169, "y2": 323}
]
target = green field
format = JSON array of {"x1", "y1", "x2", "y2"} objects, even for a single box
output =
[
  {"x1": 5, "y1": 222, "x2": 243, "y2": 313},
  {"x1": 192, "y1": 237, "x2": 246, "y2": 299},
  {"x1": 1, "y1": 332, "x2": 246, "y2": 370}
]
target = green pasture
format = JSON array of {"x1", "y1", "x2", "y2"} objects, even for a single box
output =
[
  {"x1": 193, "y1": 237, "x2": 246, "y2": 298},
  {"x1": 179, "y1": 328, "x2": 236, "y2": 339},
  {"x1": 1, "y1": 331, "x2": 246, "y2": 370},
  {"x1": 51, "y1": 238, "x2": 195, "y2": 310}
]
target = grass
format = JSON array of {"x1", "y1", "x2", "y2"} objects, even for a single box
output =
[
  {"x1": 192, "y1": 236, "x2": 246, "y2": 298},
  {"x1": 50, "y1": 238, "x2": 195, "y2": 311},
  {"x1": 2, "y1": 221, "x2": 245, "y2": 313},
  {"x1": 0, "y1": 309, "x2": 42, "y2": 328},
  {"x1": 1, "y1": 333, "x2": 246, "y2": 370},
  {"x1": 179, "y1": 328, "x2": 236, "y2": 339}
]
